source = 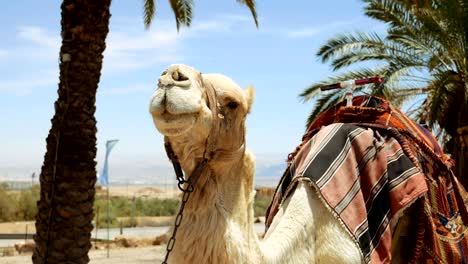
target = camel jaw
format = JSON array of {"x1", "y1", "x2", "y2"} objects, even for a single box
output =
[
  {"x1": 151, "y1": 110, "x2": 198, "y2": 137},
  {"x1": 149, "y1": 81, "x2": 205, "y2": 137}
]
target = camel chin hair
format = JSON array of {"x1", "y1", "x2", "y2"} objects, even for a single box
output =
[{"x1": 149, "y1": 64, "x2": 362, "y2": 264}]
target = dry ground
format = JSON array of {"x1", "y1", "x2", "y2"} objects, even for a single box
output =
[
  {"x1": 96, "y1": 186, "x2": 180, "y2": 199},
  {"x1": 0, "y1": 246, "x2": 166, "y2": 264},
  {"x1": 0, "y1": 185, "x2": 272, "y2": 262},
  {"x1": 0, "y1": 222, "x2": 35, "y2": 234}
]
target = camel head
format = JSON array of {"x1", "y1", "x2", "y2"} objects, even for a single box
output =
[{"x1": 149, "y1": 64, "x2": 255, "y2": 160}]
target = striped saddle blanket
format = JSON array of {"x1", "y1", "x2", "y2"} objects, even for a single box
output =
[{"x1": 265, "y1": 96, "x2": 468, "y2": 263}]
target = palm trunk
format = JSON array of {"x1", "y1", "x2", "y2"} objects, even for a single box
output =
[
  {"x1": 33, "y1": 0, "x2": 111, "y2": 263},
  {"x1": 455, "y1": 140, "x2": 468, "y2": 189},
  {"x1": 456, "y1": 83, "x2": 468, "y2": 189},
  {"x1": 451, "y1": 80, "x2": 468, "y2": 189}
]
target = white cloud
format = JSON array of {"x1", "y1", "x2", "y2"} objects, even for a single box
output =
[
  {"x1": 101, "y1": 23, "x2": 184, "y2": 73},
  {"x1": 183, "y1": 14, "x2": 254, "y2": 34},
  {"x1": 0, "y1": 71, "x2": 58, "y2": 95},
  {"x1": 2, "y1": 14, "x2": 253, "y2": 95},
  {"x1": 0, "y1": 49, "x2": 8, "y2": 60},
  {"x1": 286, "y1": 20, "x2": 361, "y2": 38},
  {"x1": 106, "y1": 29, "x2": 179, "y2": 53},
  {"x1": 99, "y1": 84, "x2": 153, "y2": 95},
  {"x1": 188, "y1": 21, "x2": 229, "y2": 32},
  {"x1": 17, "y1": 26, "x2": 60, "y2": 50},
  {"x1": 101, "y1": 15, "x2": 251, "y2": 74},
  {"x1": 288, "y1": 28, "x2": 322, "y2": 38}
]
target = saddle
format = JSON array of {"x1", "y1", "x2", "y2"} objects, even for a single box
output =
[{"x1": 265, "y1": 96, "x2": 468, "y2": 263}]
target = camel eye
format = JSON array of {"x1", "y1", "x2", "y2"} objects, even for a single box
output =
[{"x1": 226, "y1": 101, "x2": 239, "y2": 110}]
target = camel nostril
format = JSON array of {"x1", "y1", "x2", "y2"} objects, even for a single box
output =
[
  {"x1": 172, "y1": 70, "x2": 179, "y2": 81},
  {"x1": 171, "y1": 70, "x2": 189, "y2": 82}
]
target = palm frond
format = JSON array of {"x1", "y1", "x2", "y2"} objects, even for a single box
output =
[
  {"x1": 364, "y1": 0, "x2": 421, "y2": 30},
  {"x1": 317, "y1": 32, "x2": 386, "y2": 63},
  {"x1": 143, "y1": 0, "x2": 156, "y2": 29},
  {"x1": 425, "y1": 70, "x2": 456, "y2": 127},
  {"x1": 300, "y1": 67, "x2": 388, "y2": 102},
  {"x1": 305, "y1": 91, "x2": 345, "y2": 128},
  {"x1": 169, "y1": 0, "x2": 193, "y2": 31},
  {"x1": 306, "y1": 0, "x2": 468, "y2": 145},
  {"x1": 331, "y1": 52, "x2": 392, "y2": 70},
  {"x1": 236, "y1": 0, "x2": 259, "y2": 28}
]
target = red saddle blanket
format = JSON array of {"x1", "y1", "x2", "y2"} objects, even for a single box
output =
[{"x1": 265, "y1": 96, "x2": 468, "y2": 263}]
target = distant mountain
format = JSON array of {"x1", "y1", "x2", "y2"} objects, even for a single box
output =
[
  {"x1": 256, "y1": 163, "x2": 286, "y2": 178},
  {"x1": 0, "y1": 153, "x2": 288, "y2": 187}
]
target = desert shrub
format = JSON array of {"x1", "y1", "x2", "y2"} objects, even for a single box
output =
[
  {"x1": 16, "y1": 185, "x2": 39, "y2": 220},
  {"x1": 254, "y1": 193, "x2": 273, "y2": 217},
  {"x1": 0, "y1": 185, "x2": 273, "y2": 223},
  {"x1": 93, "y1": 196, "x2": 180, "y2": 227},
  {"x1": 0, "y1": 184, "x2": 15, "y2": 222},
  {"x1": 134, "y1": 197, "x2": 179, "y2": 216},
  {"x1": 0, "y1": 184, "x2": 39, "y2": 222}
]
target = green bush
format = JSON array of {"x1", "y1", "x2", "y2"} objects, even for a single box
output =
[
  {"x1": 0, "y1": 185, "x2": 15, "y2": 222},
  {"x1": 0, "y1": 185, "x2": 274, "y2": 223},
  {"x1": 0, "y1": 184, "x2": 39, "y2": 222},
  {"x1": 254, "y1": 194, "x2": 273, "y2": 217},
  {"x1": 16, "y1": 186, "x2": 39, "y2": 220},
  {"x1": 92, "y1": 196, "x2": 180, "y2": 227},
  {"x1": 133, "y1": 198, "x2": 180, "y2": 216}
]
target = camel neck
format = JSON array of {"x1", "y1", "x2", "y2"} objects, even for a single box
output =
[{"x1": 168, "y1": 150, "x2": 259, "y2": 263}]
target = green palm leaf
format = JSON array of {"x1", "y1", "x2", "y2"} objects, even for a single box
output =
[
  {"x1": 306, "y1": 0, "x2": 468, "y2": 140},
  {"x1": 305, "y1": 90, "x2": 347, "y2": 128},
  {"x1": 169, "y1": 0, "x2": 193, "y2": 31},
  {"x1": 236, "y1": 0, "x2": 259, "y2": 27},
  {"x1": 300, "y1": 67, "x2": 387, "y2": 102},
  {"x1": 143, "y1": 0, "x2": 156, "y2": 29}
]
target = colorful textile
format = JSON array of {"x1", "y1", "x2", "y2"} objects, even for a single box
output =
[
  {"x1": 302, "y1": 96, "x2": 444, "y2": 158},
  {"x1": 265, "y1": 96, "x2": 468, "y2": 263},
  {"x1": 267, "y1": 123, "x2": 427, "y2": 263}
]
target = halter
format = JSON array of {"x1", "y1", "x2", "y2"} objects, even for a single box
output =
[{"x1": 163, "y1": 79, "x2": 220, "y2": 192}]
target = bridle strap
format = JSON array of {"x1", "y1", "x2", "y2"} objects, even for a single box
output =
[
  {"x1": 202, "y1": 81, "x2": 221, "y2": 160},
  {"x1": 163, "y1": 78, "x2": 221, "y2": 191}
]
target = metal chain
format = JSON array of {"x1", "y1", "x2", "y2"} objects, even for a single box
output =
[{"x1": 161, "y1": 180, "x2": 194, "y2": 264}]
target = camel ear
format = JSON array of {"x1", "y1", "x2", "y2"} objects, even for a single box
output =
[{"x1": 245, "y1": 85, "x2": 255, "y2": 113}]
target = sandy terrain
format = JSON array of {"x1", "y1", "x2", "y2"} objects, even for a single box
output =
[
  {"x1": 0, "y1": 222, "x2": 35, "y2": 234},
  {"x1": 0, "y1": 186, "x2": 181, "y2": 234},
  {"x1": 0, "y1": 185, "x2": 271, "y2": 262},
  {"x1": 96, "y1": 186, "x2": 181, "y2": 199},
  {"x1": 0, "y1": 246, "x2": 166, "y2": 264}
]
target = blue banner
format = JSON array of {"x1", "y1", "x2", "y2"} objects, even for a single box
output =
[{"x1": 99, "y1": 139, "x2": 119, "y2": 186}]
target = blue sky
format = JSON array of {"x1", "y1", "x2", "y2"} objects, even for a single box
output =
[{"x1": 0, "y1": 0, "x2": 386, "y2": 185}]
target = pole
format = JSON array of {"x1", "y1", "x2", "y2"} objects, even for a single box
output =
[
  {"x1": 25, "y1": 224, "x2": 28, "y2": 244},
  {"x1": 101, "y1": 139, "x2": 118, "y2": 258},
  {"x1": 31, "y1": 173, "x2": 35, "y2": 188},
  {"x1": 107, "y1": 186, "x2": 110, "y2": 258},
  {"x1": 95, "y1": 206, "x2": 100, "y2": 249}
]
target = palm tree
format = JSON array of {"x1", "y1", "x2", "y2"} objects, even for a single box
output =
[
  {"x1": 33, "y1": 0, "x2": 258, "y2": 263},
  {"x1": 301, "y1": 0, "x2": 468, "y2": 186}
]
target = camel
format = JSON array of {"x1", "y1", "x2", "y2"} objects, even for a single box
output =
[
  {"x1": 149, "y1": 64, "x2": 363, "y2": 263},
  {"x1": 149, "y1": 64, "x2": 468, "y2": 264}
]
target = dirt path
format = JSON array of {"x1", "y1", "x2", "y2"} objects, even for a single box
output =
[
  {"x1": 0, "y1": 222, "x2": 35, "y2": 234},
  {"x1": 0, "y1": 246, "x2": 166, "y2": 264}
]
